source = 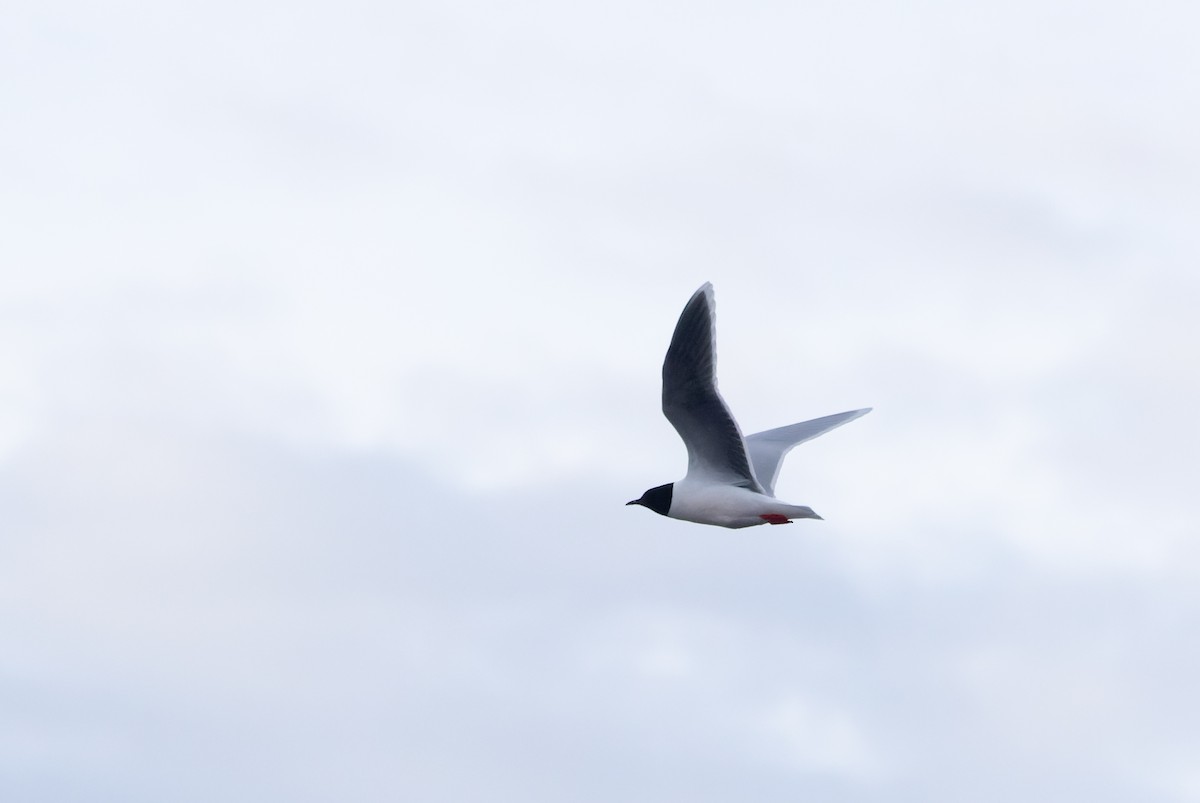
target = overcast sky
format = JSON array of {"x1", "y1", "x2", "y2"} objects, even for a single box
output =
[{"x1": 3, "y1": 1, "x2": 1200, "y2": 800}]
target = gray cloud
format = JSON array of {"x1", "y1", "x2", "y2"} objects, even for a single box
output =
[{"x1": 3, "y1": 417, "x2": 1197, "y2": 800}]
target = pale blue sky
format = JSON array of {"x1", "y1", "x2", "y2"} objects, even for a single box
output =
[{"x1": 2, "y1": 1, "x2": 1199, "y2": 800}]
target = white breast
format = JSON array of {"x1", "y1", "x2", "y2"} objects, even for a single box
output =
[{"x1": 669, "y1": 480, "x2": 804, "y2": 529}]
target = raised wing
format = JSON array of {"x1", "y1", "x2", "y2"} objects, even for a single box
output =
[
  {"x1": 661, "y1": 283, "x2": 763, "y2": 491},
  {"x1": 744, "y1": 408, "x2": 871, "y2": 496}
]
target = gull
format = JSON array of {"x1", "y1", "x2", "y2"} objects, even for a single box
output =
[{"x1": 627, "y1": 282, "x2": 870, "y2": 528}]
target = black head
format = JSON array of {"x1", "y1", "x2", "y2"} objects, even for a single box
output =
[{"x1": 625, "y1": 483, "x2": 674, "y2": 517}]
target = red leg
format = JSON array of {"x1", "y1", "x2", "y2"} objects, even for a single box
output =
[{"x1": 759, "y1": 514, "x2": 792, "y2": 525}]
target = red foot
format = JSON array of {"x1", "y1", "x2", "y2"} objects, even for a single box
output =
[{"x1": 760, "y1": 514, "x2": 792, "y2": 525}]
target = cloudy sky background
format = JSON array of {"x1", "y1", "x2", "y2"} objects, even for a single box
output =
[{"x1": 3, "y1": 1, "x2": 1200, "y2": 800}]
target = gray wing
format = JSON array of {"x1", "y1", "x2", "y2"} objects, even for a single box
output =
[
  {"x1": 744, "y1": 408, "x2": 871, "y2": 496},
  {"x1": 661, "y1": 283, "x2": 763, "y2": 491}
]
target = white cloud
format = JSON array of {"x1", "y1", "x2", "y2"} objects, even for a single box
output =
[
  {"x1": 761, "y1": 692, "x2": 876, "y2": 775},
  {"x1": 3, "y1": 0, "x2": 1200, "y2": 800}
]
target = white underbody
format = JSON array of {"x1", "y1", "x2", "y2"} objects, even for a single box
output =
[{"x1": 668, "y1": 478, "x2": 819, "y2": 529}]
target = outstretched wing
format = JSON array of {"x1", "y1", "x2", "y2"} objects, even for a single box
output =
[
  {"x1": 745, "y1": 408, "x2": 872, "y2": 496},
  {"x1": 661, "y1": 283, "x2": 763, "y2": 491}
]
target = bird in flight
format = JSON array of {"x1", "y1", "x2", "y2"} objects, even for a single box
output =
[{"x1": 627, "y1": 283, "x2": 870, "y2": 529}]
